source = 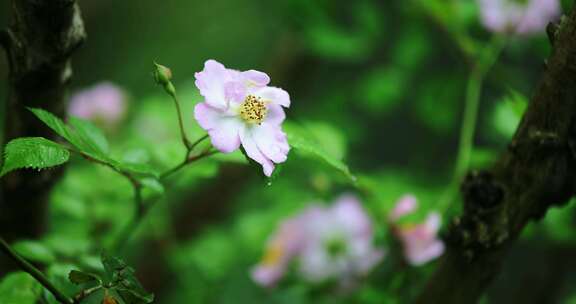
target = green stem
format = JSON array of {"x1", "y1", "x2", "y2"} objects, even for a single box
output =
[
  {"x1": 438, "y1": 36, "x2": 506, "y2": 212},
  {"x1": 160, "y1": 148, "x2": 216, "y2": 180},
  {"x1": 169, "y1": 92, "x2": 193, "y2": 152},
  {"x1": 111, "y1": 149, "x2": 217, "y2": 252},
  {"x1": 0, "y1": 238, "x2": 73, "y2": 304}
]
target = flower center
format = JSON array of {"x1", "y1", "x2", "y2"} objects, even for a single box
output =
[
  {"x1": 239, "y1": 95, "x2": 267, "y2": 124},
  {"x1": 261, "y1": 243, "x2": 284, "y2": 266},
  {"x1": 325, "y1": 238, "x2": 347, "y2": 258}
]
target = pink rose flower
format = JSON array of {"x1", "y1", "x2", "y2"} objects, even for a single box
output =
[
  {"x1": 251, "y1": 194, "x2": 384, "y2": 287},
  {"x1": 194, "y1": 60, "x2": 290, "y2": 176},
  {"x1": 478, "y1": 0, "x2": 560, "y2": 35},
  {"x1": 390, "y1": 195, "x2": 445, "y2": 266},
  {"x1": 68, "y1": 82, "x2": 127, "y2": 128}
]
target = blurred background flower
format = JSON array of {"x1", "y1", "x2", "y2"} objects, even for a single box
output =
[
  {"x1": 68, "y1": 82, "x2": 127, "y2": 130},
  {"x1": 1, "y1": 0, "x2": 575, "y2": 303},
  {"x1": 477, "y1": 0, "x2": 561, "y2": 35},
  {"x1": 252, "y1": 194, "x2": 384, "y2": 288}
]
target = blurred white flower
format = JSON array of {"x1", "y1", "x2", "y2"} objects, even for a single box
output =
[
  {"x1": 478, "y1": 0, "x2": 560, "y2": 35},
  {"x1": 251, "y1": 194, "x2": 384, "y2": 287},
  {"x1": 68, "y1": 82, "x2": 127, "y2": 129}
]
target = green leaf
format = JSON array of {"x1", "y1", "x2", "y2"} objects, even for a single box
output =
[
  {"x1": 0, "y1": 137, "x2": 70, "y2": 177},
  {"x1": 45, "y1": 264, "x2": 81, "y2": 304},
  {"x1": 68, "y1": 116, "x2": 110, "y2": 155},
  {"x1": 28, "y1": 108, "x2": 76, "y2": 144},
  {"x1": 0, "y1": 272, "x2": 41, "y2": 304},
  {"x1": 139, "y1": 177, "x2": 165, "y2": 194},
  {"x1": 493, "y1": 90, "x2": 528, "y2": 139},
  {"x1": 101, "y1": 253, "x2": 154, "y2": 304},
  {"x1": 284, "y1": 122, "x2": 355, "y2": 182},
  {"x1": 68, "y1": 270, "x2": 100, "y2": 285},
  {"x1": 28, "y1": 108, "x2": 111, "y2": 163},
  {"x1": 12, "y1": 240, "x2": 56, "y2": 264},
  {"x1": 29, "y1": 108, "x2": 159, "y2": 177}
]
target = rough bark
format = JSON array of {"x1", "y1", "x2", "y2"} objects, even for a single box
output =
[
  {"x1": 0, "y1": 0, "x2": 85, "y2": 240},
  {"x1": 416, "y1": 8, "x2": 576, "y2": 304}
]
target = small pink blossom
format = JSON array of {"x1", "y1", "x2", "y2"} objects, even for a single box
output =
[
  {"x1": 68, "y1": 82, "x2": 127, "y2": 128},
  {"x1": 251, "y1": 194, "x2": 384, "y2": 287},
  {"x1": 390, "y1": 195, "x2": 444, "y2": 266},
  {"x1": 478, "y1": 0, "x2": 560, "y2": 35},
  {"x1": 194, "y1": 60, "x2": 290, "y2": 176}
]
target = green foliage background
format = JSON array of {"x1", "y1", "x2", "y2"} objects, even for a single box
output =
[{"x1": 1, "y1": 0, "x2": 576, "y2": 303}]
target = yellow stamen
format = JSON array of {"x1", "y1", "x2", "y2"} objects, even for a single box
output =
[{"x1": 239, "y1": 95, "x2": 267, "y2": 124}]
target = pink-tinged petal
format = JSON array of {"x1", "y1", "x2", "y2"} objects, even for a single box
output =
[
  {"x1": 208, "y1": 123, "x2": 242, "y2": 153},
  {"x1": 389, "y1": 195, "x2": 418, "y2": 221},
  {"x1": 194, "y1": 102, "x2": 242, "y2": 153},
  {"x1": 255, "y1": 86, "x2": 291, "y2": 107},
  {"x1": 224, "y1": 81, "x2": 247, "y2": 104},
  {"x1": 350, "y1": 241, "x2": 385, "y2": 274},
  {"x1": 240, "y1": 126, "x2": 275, "y2": 176},
  {"x1": 194, "y1": 59, "x2": 229, "y2": 110},
  {"x1": 265, "y1": 104, "x2": 286, "y2": 125},
  {"x1": 332, "y1": 194, "x2": 372, "y2": 237},
  {"x1": 68, "y1": 82, "x2": 127, "y2": 127},
  {"x1": 424, "y1": 212, "x2": 442, "y2": 234},
  {"x1": 250, "y1": 123, "x2": 290, "y2": 164},
  {"x1": 477, "y1": 0, "x2": 560, "y2": 35},
  {"x1": 251, "y1": 264, "x2": 285, "y2": 288},
  {"x1": 242, "y1": 70, "x2": 270, "y2": 87},
  {"x1": 395, "y1": 211, "x2": 444, "y2": 266},
  {"x1": 516, "y1": 0, "x2": 560, "y2": 34},
  {"x1": 69, "y1": 96, "x2": 93, "y2": 118},
  {"x1": 406, "y1": 239, "x2": 445, "y2": 266},
  {"x1": 251, "y1": 213, "x2": 307, "y2": 287}
]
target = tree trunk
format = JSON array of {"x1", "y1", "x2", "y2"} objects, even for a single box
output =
[
  {"x1": 0, "y1": 0, "x2": 86, "y2": 241},
  {"x1": 417, "y1": 8, "x2": 576, "y2": 304}
]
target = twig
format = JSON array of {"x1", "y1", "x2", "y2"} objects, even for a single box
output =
[
  {"x1": 169, "y1": 92, "x2": 193, "y2": 152},
  {"x1": 111, "y1": 148, "x2": 217, "y2": 252},
  {"x1": 72, "y1": 285, "x2": 102, "y2": 304},
  {"x1": 0, "y1": 238, "x2": 73, "y2": 304},
  {"x1": 437, "y1": 35, "x2": 506, "y2": 212},
  {"x1": 160, "y1": 148, "x2": 217, "y2": 180}
]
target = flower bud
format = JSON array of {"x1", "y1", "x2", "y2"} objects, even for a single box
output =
[
  {"x1": 153, "y1": 62, "x2": 172, "y2": 85},
  {"x1": 153, "y1": 62, "x2": 176, "y2": 96}
]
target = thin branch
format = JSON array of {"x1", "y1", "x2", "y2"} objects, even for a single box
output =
[
  {"x1": 0, "y1": 238, "x2": 73, "y2": 304},
  {"x1": 189, "y1": 134, "x2": 209, "y2": 152},
  {"x1": 111, "y1": 148, "x2": 217, "y2": 252},
  {"x1": 169, "y1": 92, "x2": 193, "y2": 152},
  {"x1": 72, "y1": 285, "x2": 102, "y2": 304},
  {"x1": 438, "y1": 36, "x2": 506, "y2": 211},
  {"x1": 160, "y1": 148, "x2": 217, "y2": 180}
]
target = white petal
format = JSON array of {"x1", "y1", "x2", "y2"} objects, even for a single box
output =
[
  {"x1": 250, "y1": 123, "x2": 289, "y2": 164},
  {"x1": 255, "y1": 86, "x2": 290, "y2": 107},
  {"x1": 240, "y1": 126, "x2": 275, "y2": 176},
  {"x1": 194, "y1": 102, "x2": 242, "y2": 153},
  {"x1": 194, "y1": 59, "x2": 229, "y2": 110}
]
